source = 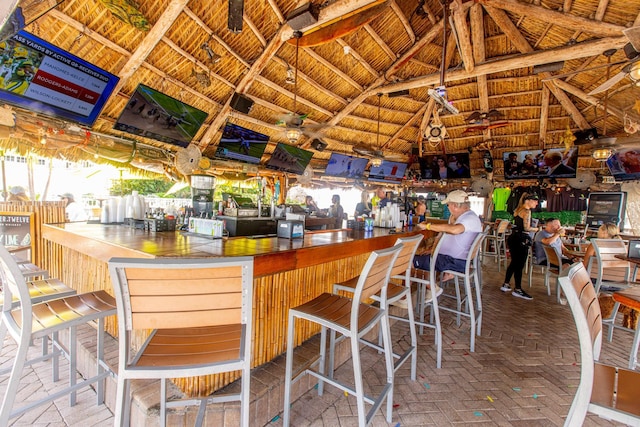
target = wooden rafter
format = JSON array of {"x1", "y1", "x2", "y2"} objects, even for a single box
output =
[{"x1": 478, "y1": 0, "x2": 625, "y2": 37}]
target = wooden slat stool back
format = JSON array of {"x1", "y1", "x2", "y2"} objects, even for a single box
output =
[
  {"x1": 108, "y1": 256, "x2": 253, "y2": 427},
  {"x1": 542, "y1": 243, "x2": 566, "y2": 303},
  {"x1": 331, "y1": 234, "x2": 424, "y2": 380},
  {"x1": 0, "y1": 245, "x2": 116, "y2": 425},
  {"x1": 283, "y1": 245, "x2": 402, "y2": 427},
  {"x1": 439, "y1": 232, "x2": 486, "y2": 352},
  {"x1": 558, "y1": 263, "x2": 640, "y2": 426}
]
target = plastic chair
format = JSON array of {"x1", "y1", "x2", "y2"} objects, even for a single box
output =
[
  {"x1": 482, "y1": 219, "x2": 509, "y2": 271},
  {"x1": 283, "y1": 245, "x2": 402, "y2": 427},
  {"x1": 439, "y1": 232, "x2": 486, "y2": 352},
  {"x1": 108, "y1": 256, "x2": 254, "y2": 427},
  {"x1": 332, "y1": 234, "x2": 424, "y2": 380},
  {"x1": 557, "y1": 262, "x2": 640, "y2": 426},
  {"x1": 542, "y1": 243, "x2": 566, "y2": 303},
  {"x1": 0, "y1": 245, "x2": 116, "y2": 425}
]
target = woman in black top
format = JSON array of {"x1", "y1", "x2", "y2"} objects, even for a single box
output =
[{"x1": 501, "y1": 194, "x2": 539, "y2": 300}]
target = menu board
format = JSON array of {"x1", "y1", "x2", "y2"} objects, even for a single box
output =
[{"x1": 0, "y1": 212, "x2": 35, "y2": 259}]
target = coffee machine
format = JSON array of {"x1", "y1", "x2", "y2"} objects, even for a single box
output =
[{"x1": 191, "y1": 175, "x2": 215, "y2": 216}]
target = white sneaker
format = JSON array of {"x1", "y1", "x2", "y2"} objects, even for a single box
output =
[
  {"x1": 424, "y1": 285, "x2": 443, "y2": 302},
  {"x1": 391, "y1": 297, "x2": 408, "y2": 309},
  {"x1": 500, "y1": 283, "x2": 511, "y2": 293}
]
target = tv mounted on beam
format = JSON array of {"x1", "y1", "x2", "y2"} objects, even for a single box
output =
[
  {"x1": 606, "y1": 149, "x2": 640, "y2": 181},
  {"x1": 503, "y1": 147, "x2": 578, "y2": 179},
  {"x1": 265, "y1": 142, "x2": 313, "y2": 175},
  {"x1": 368, "y1": 160, "x2": 407, "y2": 184},
  {"x1": 323, "y1": 152, "x2": 369, "y2": 179},
  {"x1": 114, "y1": 84, "x2": 208, "y2": 148},
  {"x1": 0, "y1": 31, "x2": 119, "y2": 127},
  {"x1": 215, "y1": 122, "x2": 268, "y2": 165}
]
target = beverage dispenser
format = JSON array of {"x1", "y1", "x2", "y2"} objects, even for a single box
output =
[{"x1": 191, "y1": 175, "x2": 215, "y2": 216}]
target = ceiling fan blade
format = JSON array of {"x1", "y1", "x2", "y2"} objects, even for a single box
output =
[
  {"x1": 588, "y1": 71, "x2": 627, "y2": 95},
  {"x1": 541, "y1": 60, "x2": 628, "y2": 81},
  {"x1": 615, "y1": 135, "x2": 640, "y2": 147}
]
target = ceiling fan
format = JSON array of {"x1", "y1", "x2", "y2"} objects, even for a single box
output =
[
  {"x1": 274, "y1": 31, "x2": 329, "y2": 144},
  {"x1": 463, "y1": 109, "x2": 510, "y2": 133},
  {"x1": 351, "y1": 94, "x2": 406, "y2": 163}
]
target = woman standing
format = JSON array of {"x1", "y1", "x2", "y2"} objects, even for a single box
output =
[{"x1": 500, "y1": 194, "x2": 539, "y2": 300}]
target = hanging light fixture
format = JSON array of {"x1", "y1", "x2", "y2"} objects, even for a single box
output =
[
  {"x1": 592, "y1": 50, "x2": 617, "y2": 162},
  {"x1": 371, "y1": 94, "x2": 383, "y2": 167},
  {"x1": 593, "y1": 147, "x2": 613, "y2": 161},
  {"x1": 286, "y1": 127, "x2": 302, "y2": 143},
  {"x1": 285, "y1": 64, "x2": 295, "y2": 85}
]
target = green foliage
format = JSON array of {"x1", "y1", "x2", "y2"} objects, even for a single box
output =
[{"x1": 110, "y1": 179, "x2": 174, "y2": 196}]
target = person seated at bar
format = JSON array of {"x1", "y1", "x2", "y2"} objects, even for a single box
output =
[
  {"x1": 354, "y1": 190, "x2": 371, "y2": 217},
  {"x1": 328, "y1": 194, "x2": 344, "y2": 228},
  {"x1": 412, "y1": 190, "x2": 482, "y2": 282},
  {"x1": 533, "y1": 218, "x2": 574, "y2": 266},
  {"x1": 582, "y1": 222, "x2": 621, "y2": 268}
]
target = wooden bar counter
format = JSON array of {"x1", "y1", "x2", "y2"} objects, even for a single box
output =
[{"x1": 43, "y1": 222, "x2": 431, "y2": 397}]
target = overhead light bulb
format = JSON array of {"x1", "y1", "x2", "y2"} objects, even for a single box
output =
[
  {"x1": 285, "y1": 127, "x2": 302, "y2": 143},
  {"x1": 40, "y1": 135, "x2": 47, "y2": 145},
  {"x1": 629, "y1": 62, "x2": 640, "y2": 82},
  {"x1": 371, "y1": 157, "x2": 382, "y2": 167},
  {"x1": 592, "y1": 147, "x2": 613, "y2": 161}
]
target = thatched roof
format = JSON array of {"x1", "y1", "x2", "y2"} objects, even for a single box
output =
[{"x1": 2, "y1": 0, "x2": 640, "y2": 183}]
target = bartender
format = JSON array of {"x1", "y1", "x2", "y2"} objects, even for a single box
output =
[
  {"x1": 376, "y1": 187, "x2": 390, "y2": 208},
  {"x1": 328, "y1": 194, "x2": 344, "y2": 228},
  {"x1": 305, "y1": 195, "x2": 319, "y2": 214}
]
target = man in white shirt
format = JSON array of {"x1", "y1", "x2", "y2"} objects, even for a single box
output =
[
  {"x1": 60, "y1": 193, "x2": 88, "y2": 222},
  {"x1": 413, "y1": 190, "x2": 483, "y2": 280}
]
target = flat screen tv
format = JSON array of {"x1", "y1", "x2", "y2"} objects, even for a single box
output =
[
  {"x1": 503, "y1": 147, "x2": 578, "y2": 179},
  {"x1": 606, "y1": 149, "x2": 640, "y2": 181},
  {"x1": 265, "y1": 142, "x2": 313, "y2": 175},
  {"x1": 419, "y1": 152, "x2": 471, "y2": 179},
  {"x1": 215, "y1": 122, "x2": 268, "y2": 164},
  {"x1": 114, "y1": 84, "x2": 208, "y2": 148},
  {"x1": 323, "y1": 153, "x2": 369, "y2": 178},
  {"x1": 0, "y1": 31, "x2": 119, "y2": 126},
  {"x1": 368, "y1": 160, "x2": 407, "y2": 184}
]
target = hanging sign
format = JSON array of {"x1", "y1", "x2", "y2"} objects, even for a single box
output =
[{"x1": 0, "y1": 212, "x2": 35, "y2": 257}]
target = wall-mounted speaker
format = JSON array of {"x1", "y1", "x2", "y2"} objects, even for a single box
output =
[
  {"x1": 286, "y1": 3, "x2": 319, "y2": 31},
  {"x1": 310, "y1": 138, "x2": 327, "y2": 152},
  {"x1": 573, "y1": 127, "x2": 598, "y2": 144},
  {"x1": 228, "y1": 0, "x2": 244, "y2": 33},
  {"x1": 230, "y1": 93, "x2": 254, "y2": 114}
]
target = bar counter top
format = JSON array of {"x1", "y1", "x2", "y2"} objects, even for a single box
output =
[{"x1": 42, "y1": 222, "x2": 431, "y2": 277}]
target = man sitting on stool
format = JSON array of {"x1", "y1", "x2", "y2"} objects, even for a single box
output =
[{"x1": 413, "y1": 190, "x2": 483, "y2": 282}]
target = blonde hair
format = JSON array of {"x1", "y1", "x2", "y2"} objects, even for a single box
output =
[{"x1": 598, "y1": 223, "x2": 620, "y2": 239}]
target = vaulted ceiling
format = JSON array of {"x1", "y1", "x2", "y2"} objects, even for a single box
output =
[{"x1": 2, "y1": 0, "x2": 640, "y2": 181}]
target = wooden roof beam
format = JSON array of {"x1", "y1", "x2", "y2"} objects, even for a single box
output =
[
  {"x1": 478, "y1": 0, "x2": 625, "y2": 37},
  {"x1": 336, "y1": 39, "x2": 378, "y2": 77},
  {"x1": 382, "y1": 103, "x2": 428, "y2": 150},
  {"x1": 109, "y1": 0, "x2": 191, "y2": 99},
  {"x1": 451, "y1": 0, "x2": 474, "y2": 73},
  {"x1": 183, "y1": 8, "x2": 250, "y2": 68},
  {"x1": 271, "y1": 57, "x2": 348, "y2": 105},
  {"x1": 551, "y1": 79, "x2": 625, "y2": 120},
  {"x1": 363, "y1": 24, "x2": 396, "y2": 60},
  {"x1": 470, "y1": 3, "x2": 490, "y2": 138},
  {"x1": 390, "y1": 0, "x2": 415, "y2": 44},
  {"x1": 484, "y1": 5, "x2": 591, "y2": 129},
  {"x1": 303, "y1": 47, "x2": 364, "y2": 91},
  {"x1": 539, "y1": 85, "x2": 550, "y2": 146},
  {"x1": 418, "y1": 99, "x2": 437, "y2": 156},
  {"x1": 379, "y1": 36, "x2": 628, "y2": 93}
]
